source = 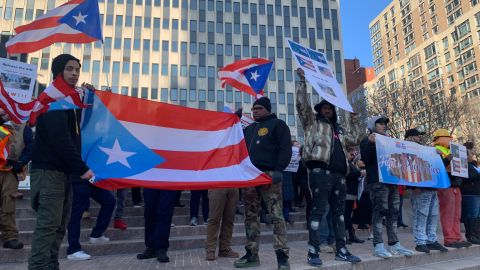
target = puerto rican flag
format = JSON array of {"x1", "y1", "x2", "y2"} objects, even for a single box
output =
[
  {"x1": 82, "y1": 91, "x2": 271, "y2": 190},
  {"x1": 218, "y1": 58, "x2": 273, "y2": 98},
  {"x1": 6, "y1": 0, "x2": 102, "y2": 54},
  {"x1": 0, "y1": 76, "x2": 88, "y2": 125}
]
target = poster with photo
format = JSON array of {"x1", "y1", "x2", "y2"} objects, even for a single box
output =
[
  {"x1": 450, "y1": 142, "x2": 468, "y2": 178},
  {"x1": 0, "y1": 57, "x2": 37, "y2": 103},
  {"x1": 287, "y1": 39, "x2": 353, "y2": 112}
]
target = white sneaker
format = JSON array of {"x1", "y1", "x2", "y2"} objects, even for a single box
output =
[
  {"x1": 67, "y1": 251, "x2": 92, "y2": 261},
  {"x1": 89, "y1": 235, "x2": 110, "y2": 244}
]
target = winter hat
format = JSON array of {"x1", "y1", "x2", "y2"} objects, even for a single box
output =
[
  {"x1": 367, "y1": 116, "x2": 389, "y2": 132},
  {"x1": 51, "y1": 54, "x2": 80, "y2": 79},
  {"x1": 253, "y1": 97, "x2": 272, "y2": 112}
]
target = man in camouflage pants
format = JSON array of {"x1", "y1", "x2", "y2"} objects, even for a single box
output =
[{"x1": 234, "y1": 97, "x2": 292, "y2": 270}]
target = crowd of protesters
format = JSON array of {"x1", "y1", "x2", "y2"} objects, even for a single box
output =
[{"x1": 2, "y1": 57, "x2": 480, "y2": 270}]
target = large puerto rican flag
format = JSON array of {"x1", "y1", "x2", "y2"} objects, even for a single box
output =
[
  {"x1": 6, "y1": 0, "x2": 102, "y2": 54},
  {"x1": 81, "y1": 91, "x2": 271, "y2": 190},
  {"x1": 218, "y1": 58, "x2": 273, "y2": 98}
]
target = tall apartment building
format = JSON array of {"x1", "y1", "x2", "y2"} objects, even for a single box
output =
[
  {"x1": 0, "y1": 0, "x2": 347, "y2": 139},
  {"x1": 368, "y1": 0, "x2": 480, "y2": 125}
]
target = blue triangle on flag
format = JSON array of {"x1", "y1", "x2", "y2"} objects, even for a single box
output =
[
  {"x1": 58, "y1": 0, "x2": 103, "y2": 40},
  {"x1": 244, "y1": 62, "x2": 273, "y2": 93},
  {"x1": 48, "y1": 99, "x2": 79, "y2": 111},
  {"x1": 81, "y1": 92, "x2": 164, "y2": 181}
]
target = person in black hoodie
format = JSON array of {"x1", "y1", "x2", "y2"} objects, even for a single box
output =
[
  {"x1": 461, "y1": 147, "x2": 480, "y2": 244},
  {"x1": 234, "y1": 97, "x2": 292, "y2": 270},
  {"x1": 28, "y1": 54, "x2": 94, "y2": 270}
]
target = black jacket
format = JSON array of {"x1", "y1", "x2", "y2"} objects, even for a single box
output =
[
  {"x1": 346, "y1": 161, "x2": 361, "y2": 196},
  {"x1": 244, "y1": 114, "x2": 292, "y2": 172},
  {"x1": 360, "y1": 135, "x2": 379, "y2": 184},
  {"x1": 461, "y1": 162, "x2": 480, "y2": 195},
  {"x1": 31, "y1": 110, "x2": 89, "y2": 175}
]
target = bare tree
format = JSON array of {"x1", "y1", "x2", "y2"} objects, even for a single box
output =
[{"x1": 366, "y1": 81, "x2": 472, "y2": 143}]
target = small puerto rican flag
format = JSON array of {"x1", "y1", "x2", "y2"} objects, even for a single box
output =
[{"x1": 218, "y1": 58, "x2": 273, "y2": 98}]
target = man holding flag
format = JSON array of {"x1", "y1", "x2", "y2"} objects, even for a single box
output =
[{"x1": 28, "y1": 54, "x2": 94, "y2": 270}]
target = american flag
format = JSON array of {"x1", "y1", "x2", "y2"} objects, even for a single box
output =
[
  {"x1": 82, "y1": 91, "x2": 271, "y2": 190},
  {"x1": 0, "y1": 75, "x2": 88, "y2": 125}
]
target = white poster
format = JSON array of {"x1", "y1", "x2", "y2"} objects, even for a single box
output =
[
  {"x1": 286, "y1": 39, "x2": 353, "y2": 112},
  {"x1": 0, "y1": 58, "x2": 37, "y2": 103},
  {"x1": 450, "y1": 142, "x2": 468, "y2": 178},
  {"x1": 284, "y1": 146, "x2": 301, "y2": 172}
]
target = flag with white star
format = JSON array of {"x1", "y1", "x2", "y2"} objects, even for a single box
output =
[
  {"x1": 80, "y1": 91, "x2": 272, "y2": 190},
  {"x1": 6, "y1": 0, "x2": 102, "y2": 54},
  {"x1": 218, "y1": 58, "x2": 273, "y2": 98}
]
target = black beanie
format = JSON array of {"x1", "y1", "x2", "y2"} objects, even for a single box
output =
[
  {"x1": 51, "y1": 54, "x2": 81, "y2": 79},
  {"x1": 253, "y1": 97, "x2": 271, "y2": 112}
]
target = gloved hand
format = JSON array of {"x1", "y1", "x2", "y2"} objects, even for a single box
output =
[
  {"x1": 271, "y1": 171, "x2": 283, "y2": 184},
  {"x1": 234, "y1": 108, "x2": 243, "y2": 118}
]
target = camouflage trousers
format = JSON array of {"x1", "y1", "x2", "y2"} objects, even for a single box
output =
[{"x1": 243, "y1": 181, "x2": 288, "y2": 255}]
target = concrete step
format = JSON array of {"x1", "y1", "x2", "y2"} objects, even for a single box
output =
[
  {"x1": 15, "y1": 211, "x2": 307, "y2": 230},
  {"x1": 3, "y1": 236, "x2": 480, "y2": 269},
  {"x1": 0, "y1": 230, "x2": 309, "y2": 264},
  {"x1": 16, "y1": 220, "x2": 308, "y2": 244}
]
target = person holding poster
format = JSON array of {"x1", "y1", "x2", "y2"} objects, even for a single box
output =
[
  {"x1": 405, "y1": 129, "x2": 448, "y2": 253},
  {"x1": 461, "y1": 147, "x2": 480, "y2": 245},
  {"x1": 433, "y1": 129, "x2": 472, "y2": 248},
  {"x1": 296, "y1": 68, "x2": 362, "y2": 266},
  {"x1": 360, "y1": 116, "x2": 414, "y2": 259}
]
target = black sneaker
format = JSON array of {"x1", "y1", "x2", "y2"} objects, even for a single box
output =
[
  {"x1": 3, "y1": 239, "x2": 23, "y2": 249},
  {"x1": 335, "y1": 248, "x2": 361, "y2": 263},
  {"x1": 307, "y1": 252, "x2": 322, "y2": 266},
  {"x1": 444, "y1": 242, "x2": 463, "y2": 249},
  {"x1": 427, "y1": 242, "x2": 448, "y2": 252},
  {"x1": 458, "y1": 241, "x2": 472, "y2": 248},
  {"x1": 137, "y1": 247, "x2": 157, "y2": 260},
  {"x1": 157, "y1": 249, "x2": 169, "y2": 263},
  {"x1": 415, "y1": 245, "x2": 430, "y2": 253}
]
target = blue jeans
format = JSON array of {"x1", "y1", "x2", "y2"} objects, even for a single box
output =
[
  {"x1": 410, "y1": 189, "x2": 439, "y2": 246},
  {"x1": 67, "y1": 179, "x2": 116, "y2": 255},
  {"x1": 462, "y1": 195, "x2": 480, "y2": 219}
]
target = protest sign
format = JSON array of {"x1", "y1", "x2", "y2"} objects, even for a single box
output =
[
  {"x1": 284, "y1": 146, "x2": 301, "y2": 172},
  {"x1": 0, "y1": 58, "x2": 36, "y2": 103},
  {"x1": 375, "y1": 134, "x2": 450, "y2": 188},
  {"x1": 287, "y1": 39, "x2": 353, "y2": 112},
  {"x1": 450, "y1": 142, "x2": 468, "y2": 178}
]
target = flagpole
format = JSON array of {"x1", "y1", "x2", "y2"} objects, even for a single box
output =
[{"x1": 101, "y1": 45, "x2": 111, "y2": 91}]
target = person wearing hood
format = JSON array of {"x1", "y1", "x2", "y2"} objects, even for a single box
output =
[
  {"x1": 234, "y1": 96, "x2": 292, "y2": 270},
  {"x1": 296, "y1": 68, "x2": 362, "y2": 266},
  {"x1": 28, "y1": 54, "x2": 94, "y2": 270},
  {"x1": 433, "y1": 129, "x2": 471, "y2": 249},
  {"x1": 360, "y1": 116, "x2": 414, "y2": 259}
]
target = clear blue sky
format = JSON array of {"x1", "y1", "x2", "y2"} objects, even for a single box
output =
[{"x1": 340, "y1": 0, "x2": 392, "y2": 67}]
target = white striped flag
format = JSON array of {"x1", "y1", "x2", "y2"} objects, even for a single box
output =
[
  {"x1": 0, "y1": 75, "x2": 88, "y2": 125},
  {"x1": 6, "y1": 0, "x2": 102, "y2": 54},
  {"x1": 218, "y1": 58, "x2": 273, "y2": 98},
  {"x1": 81, "y1": 91, "x2": 271, "y2": 190}
]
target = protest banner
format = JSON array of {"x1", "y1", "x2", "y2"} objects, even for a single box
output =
[
  {"x1": 375, "y1": 134, "x2": 450, "y2": 188},
  {"x1": 286, "y1": 39, "x2": 353, "y2": 112},
  {"x1": 284, "y1": 146, "x2": 300, "y2": 172},
  {"x1": 0, "y1": 58, "x2": 36, "y2": 103},
  {"x1": 450, "y1": 142, "x2": 468, "y2": 178}
]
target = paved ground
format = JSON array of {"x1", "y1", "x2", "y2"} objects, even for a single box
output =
[{"x1": 3, "y1": 230, "x2": 480, "y2": 270}]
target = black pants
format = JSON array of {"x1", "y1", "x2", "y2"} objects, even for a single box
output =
[
  {"x1": 131, "y1": 187, "x2": 142, "y2": 205},
  {"x1": 308, "y1": 168, "x2": 347, "y2": 252},
  {"x1": 143, "y1": 189, "x2": 176, "y2": 251},
  {"x1": 345, "y1": 199, "x2": 355, "y2": 233},
  {"x1": 353, "y1": 192, "x2": 372, "y2": 226}
]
